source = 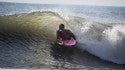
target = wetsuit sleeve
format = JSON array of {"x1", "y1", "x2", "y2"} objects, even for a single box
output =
[
  {"x1": 56, "y1": 31, "x2": 60, "y2": 39},
  {"x1": 67, "y1": 30, "x2": 76, "y2": 40}
]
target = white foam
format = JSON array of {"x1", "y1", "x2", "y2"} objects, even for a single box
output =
[{"x1": 71, "y1": 20, "x2": 125, "y2": 64}]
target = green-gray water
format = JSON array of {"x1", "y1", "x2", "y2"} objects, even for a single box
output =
[{"x1": 0, "y1": 11, "x2": 125, "y2": 70}]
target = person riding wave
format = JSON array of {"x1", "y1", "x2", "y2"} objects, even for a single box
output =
[{"x1": 56, "y1": 24, "x2": 76, "y2": 46}]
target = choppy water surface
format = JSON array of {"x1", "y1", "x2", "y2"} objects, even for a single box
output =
[{"x1": 0, "y1": 2, "x2": 125, "y2": 70}]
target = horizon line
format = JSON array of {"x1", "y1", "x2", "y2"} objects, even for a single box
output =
[{"x1": 0, "y1": 1, "x2": 125, "y2": 7}]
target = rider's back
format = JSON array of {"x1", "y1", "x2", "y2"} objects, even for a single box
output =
[{"x1": 57, "y1": 29, "x2": 73, "y2": 40}]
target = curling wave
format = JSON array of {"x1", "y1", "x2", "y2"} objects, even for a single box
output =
[{"x1": 0, "y1": 11, "x2": 125, "y2": 69}]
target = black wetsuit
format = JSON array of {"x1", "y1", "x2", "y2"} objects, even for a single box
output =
[{"x1": 57, "y1": 29, "x2": 76, "y2": 40}]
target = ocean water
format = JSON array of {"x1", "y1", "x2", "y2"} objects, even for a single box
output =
[
  {"x1": 0, "y1": 2, "x2": 125, "y2": 23},
  {"x1": 0, "y1": 2, "x2": 125, "y2": 69}
]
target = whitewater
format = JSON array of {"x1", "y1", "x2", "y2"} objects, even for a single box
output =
[
  {"x1": 0, "y1": 2, "x2": 125, "y2": 69},
  {"x1": 66, "y1": 16, "x2": 125, "y2": 64}
]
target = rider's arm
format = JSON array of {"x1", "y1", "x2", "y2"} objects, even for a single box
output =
[
  {"x1": 72, "y1": 33, "x2": 76, "y2": 40},
  {"x1": 68, "y1": 30, "x2": 76, "y2": 40},
  {"x1": 56, "y1": 31, "x2": 60, "y2": 39},
  {"x1": 56, "y1": 31, "x2": 62, "y2": 40}
]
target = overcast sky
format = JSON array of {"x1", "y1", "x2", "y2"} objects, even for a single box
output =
[{"x1": 0, "y1": 0, "x2": 125, "y2": 6}]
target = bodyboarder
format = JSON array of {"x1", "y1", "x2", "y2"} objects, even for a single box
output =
[{"x1": 56, "y1": 24, "x2": 76, "y2": 47}]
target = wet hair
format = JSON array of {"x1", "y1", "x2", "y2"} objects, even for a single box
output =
[{"x1": 59, "y1": 24, "x2": 65, "y2": 29}]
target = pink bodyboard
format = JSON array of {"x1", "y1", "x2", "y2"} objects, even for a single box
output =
[{"x1": 57, "y1": 39, "x2": 76, "y2": 47}]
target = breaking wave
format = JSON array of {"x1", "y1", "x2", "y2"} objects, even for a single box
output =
[{"x1": 0, "y1": 11, "x2": 125, "y2": 69}]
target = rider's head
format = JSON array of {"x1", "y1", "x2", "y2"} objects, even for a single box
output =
[{"x1": 59, "y1": 24, "x2": 65, "y2": 30}]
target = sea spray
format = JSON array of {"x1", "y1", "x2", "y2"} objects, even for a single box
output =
[{"x1": 65, "y1": 15, "x2": 125, "y2": 64}]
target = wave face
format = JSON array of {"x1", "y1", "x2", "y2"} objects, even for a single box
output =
[
  {"x1": 66, "y1": 16, "x2": 125, "y2": 64},
  {"x1": 0, "y1": 11, "x2": 125, "y2": 69},
  {"x1": 0, "y1": 11, "x2": 69, "y2": 68}
]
